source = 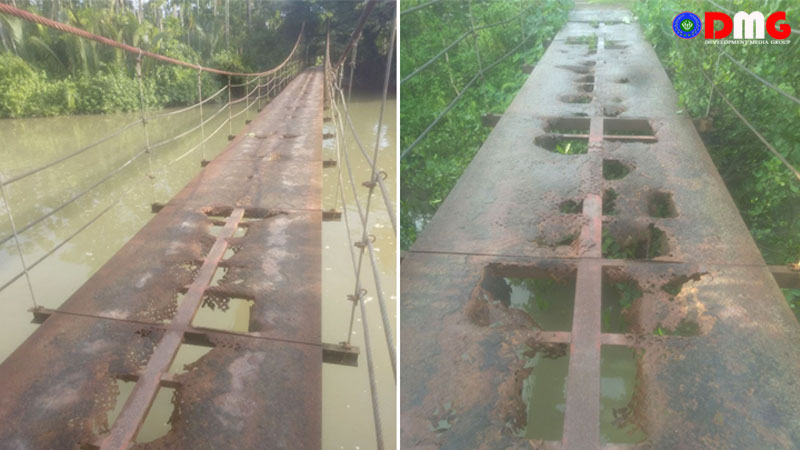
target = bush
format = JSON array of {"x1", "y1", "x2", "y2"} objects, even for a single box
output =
[
  {"x1": 74, "y1": 69, "x2": 144, "y2": 114},
  {"x1": 399, "y1": 0, "x2": 571, "y2": 249},
  {"x1": 634, "y1": 0, "x2": 800, "y2": 264},
  {"x1": 0, "y1": 53, "x2": 42, "y2": 118}
]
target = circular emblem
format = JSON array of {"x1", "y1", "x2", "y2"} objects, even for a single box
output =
[{"x1": 673, "y1": 12, "x2": 702, "y2": 39}]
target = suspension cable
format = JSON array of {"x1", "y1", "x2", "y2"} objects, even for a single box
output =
[
  {"x1": 700, "y1": 69, "x2": 800, "y2": 180},
  {"x1": 402, "y1": 23, "x2": 537, "y2": 159},
  {"x1": 401, "y1": 1, "x2": 537, "y2": 159},
  {"x1": 717, "y1": 47, "x2": 800, "y2": 106},
  {"x1": 0, "y1": 181, "x2": 38, "y2": 308}
]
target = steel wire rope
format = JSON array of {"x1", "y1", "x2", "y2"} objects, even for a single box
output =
[
  {"x1": 700, "y1": 69, "x2": 800, "y2": 180},
  {"x1": 401, "y1": 16, "x2": 538, "y2": 159}
]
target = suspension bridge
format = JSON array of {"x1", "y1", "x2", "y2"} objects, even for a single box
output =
[
  {"x1": 0, "y1": 2, "x2": 395, "y2": 449},
  {"x1": 401, "y1": 2, "x2": 800, "y2": 449}
]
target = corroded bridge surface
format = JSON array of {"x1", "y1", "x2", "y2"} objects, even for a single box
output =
[
  {"x1": 0, "y1": 69, "x2": 324, "y2": 449},
  {"x1": 401, "y1": 7, "x2": 800, "y2": 450}
]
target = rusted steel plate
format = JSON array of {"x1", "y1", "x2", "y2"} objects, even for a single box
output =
[
  {"x1": 0, "y1": 314, "x2": 162, "y2": 449},
  {"x1": 402, "y1": 7, "x2": 800, "y2": 450},
  {"x1": 98, "y1": 208, "x2": 245, "y2": 450},
  {"x1": 136, "y1": 331, "x2": 321, "y2": 450},
  {"x1": 0, "y1": 68, "x2": 324, "y2": 449}
]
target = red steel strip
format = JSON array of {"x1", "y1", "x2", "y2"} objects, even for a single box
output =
[
  {"x1": 563, "y1": 114, "x2": 604, "y2": 448},
  {"x1": 563, "y1": 259, "x2": 602, "y2": 448},
  {"x1": 98, "y1": 208, "x2": 245, "y2": 450}
]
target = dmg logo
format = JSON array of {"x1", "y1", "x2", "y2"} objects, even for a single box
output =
[{"x1": 672, "y1": 11, "x2": 792, "y2": 40}]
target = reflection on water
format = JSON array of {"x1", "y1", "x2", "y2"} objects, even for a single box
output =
[
  {"x1": 522, "y1": 350, "x2": 569, "y2": 440},
  {"x1": 600, "y1": 345, "x2": 646, "y2": 444},
  {"x1": 0, "y1": 91, "x2": 396, "y2": 449},
  {"x1": 507, "y1": 277, "x2": 575, "y2": 331}
]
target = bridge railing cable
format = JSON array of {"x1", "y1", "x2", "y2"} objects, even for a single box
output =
[
  {"x1": 323, "y1": 2, "x2": 397, "y2": 448},
  {"x1": 704, "y1": 0, "x2": 799, "y2": 35},
  {"x1": 400, "y1": 0, "x2": 538, "y2": 159},
  {"x1": 656, "y1": 1, "x2": 800, "y2": 182},
  {"x1": 0, "y1": 5, "x2": 306, "y2": 307}
]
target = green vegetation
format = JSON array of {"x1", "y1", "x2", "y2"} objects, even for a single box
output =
[
  {"x1": 400, "y1": 0, "x2": 571, "y2": 249},
  {"x1": 554, "y1": 139, "x2": 589, "y2": 154},
  {"x1": 602, "y1": 279, "x2": 642, "y2": 332},
  {"x1": 0, "y1": 1, "x2": 393, "y2": 118},
  {"x1": 635, "y1": 0, "x2": 799, "y2": 266},
  {"x1": 654, "y1": 319, "x2": 700, "y2": 337},
  {"x1": 603, "y1": 188, "x2": 618, "y2": 215},
  {"x1": 784, "y1": 288, "x2": 800, "y2": 321},
  {"x1": 560, "y1": 199, "x2": 583, "y2": 214},
  {"x1": 602, "y1": 224, "x2": 667, "y2": 260}
]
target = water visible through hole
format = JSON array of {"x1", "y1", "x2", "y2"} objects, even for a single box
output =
[
  {"x1": 169, "y1": 344, "x2": 213, "y2": 374},
  {"x1": 506, "y1": 277, "x2": 575, "y2": 331},
  {"x1": 521, "y1": 348, "x2": 569, "y2": 440},
  {"x1": 223, "y1": 247, "x2": 236, "y2": 260},
  {"x1": 603, "y1": 160, "x2": 631, "y2": 180},
  {"x1": 192, "y1": 297, "x2": 253, "y2": 332},
  {"x1": 233, "y1": 226, "x2": 247, "y2": 238},
  {"x1": 135, "y1": 387, "x2": 175, "y2": 443},
  {"x1": 210, "y1": 267, "x2": 226, "y2": 287},
  {"x1": 208, "y1": 225, "x2": 225, "y2": 237},
  {"x1": 106, "y1": 379, "x2": 135, "y2": 433},
  {"x1": 600, "y1": 346, "x2": 646, "y2": 444}
]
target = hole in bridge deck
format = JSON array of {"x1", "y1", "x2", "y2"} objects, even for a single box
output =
[
  {"x1": 647, "y1": 191, "x2": 677, "y2": 218},
  {"x1": 105, "y1": 379, "x2": 135, "y2": 434},
  {"x1": 601, "y1": 346, "x2": 646, "y2": 444},
  {"x1": 604, "y1": 118, "x2": 655, "y2": 141},
  {"x1": 505, "y1": 276, "x2": 576, "y2": 332},
  {"x1": 601, "y1": 274, "x2": 642, "y2": 333},
  {"x1": 103, "y1": 381, "x2": 175, "y2": 443},
  {"x1": 520, "y1": 345, "x2": 569, "y2": 440},
  {"x1": 209, "y1": 267, "x2": 226, "y2": 287},
  {"x1": 546, "y1": 117, "x2": 590, "y2": 135},
  {"x1": 605, "y1": 40, "x2": 629, "y2": 50},
  {"x1": 136, "y1": 387, "x2": 175, "y2": 443},
  {"x1": 577, "y1": 75, "x2": 595, "y2": 83},
  {"x1": 559, "y1": 199, "x2": 583, "y2": 214},
  {"x1": 208, "y1": 224, "x2": 246, "y2": 238},
  {"x1": 603, "y1": 189, "x2": 618, "y2": 215},
  {"x1": 169, "y1": 344, "x2": 213, "y2": 374},
  {"x1": 223, "y1": 247, "x2": 237, "y2": 260},
  {"x1": 602, "y1": 224, "x2": 669, "y2": 260},
  {"x1": 535, "y1": 135, "x2": 589, "y2": 155},
  {"x1": 560, "y1": 94, "x2": 592, "y2": 104},
  {"x1": 603, "y1": 160, "x2": 632, "y2": 180},
  {"x1": 556, "y1": 64, "x2": 593, "y2": 74},
  {"x1": 192, "y1": 295, "x2": 254, "y2": 333}
]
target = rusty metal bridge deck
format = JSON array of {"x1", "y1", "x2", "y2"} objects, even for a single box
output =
[
  {"x1": 0, "y1": 68, "x2": 335, "y2": 449},
  {"x1": 401, "y1": 7, "x2": 800, "y2": 450}
]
